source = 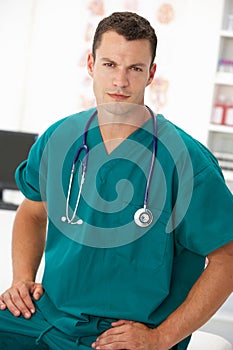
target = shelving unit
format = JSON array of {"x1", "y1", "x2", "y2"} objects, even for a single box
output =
[
  {"x1": 215, "y1": 72, "x2": 233, "y2": 85},
  {"x1": 208, "y1": 0, "x2": 233, "y2": 192},
  {"x1": 209, "y1": 123, "x2": 233, "y2": 134}
]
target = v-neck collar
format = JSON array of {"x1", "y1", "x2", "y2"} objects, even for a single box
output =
[{"x1": 86, "y1": 112, "x2": 155, "y2": 158}]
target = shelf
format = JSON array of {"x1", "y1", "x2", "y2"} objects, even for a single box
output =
[
  {"x1": 214, "y1": 152, "x2": 233, "y2": 161},
  {"x1": 220, "y1": 30, "x2": 233, "y2": 38},
  {"x1": 209, "y1": 123, "x2": 233, "y2": 134},
  {"x1": 215, "y1": 72, "x2": 233, "y2": 85}
]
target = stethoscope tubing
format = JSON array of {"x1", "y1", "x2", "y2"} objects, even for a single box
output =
[
  {"x1": 63, "y1": 107, "x2": 157, "y2": 226},
  {"x1": 72, "y1": 110, "x2": 98, "y2": 170},
  {"x1": 143, "y1": 106, "x2": 157, "y2": 207}
]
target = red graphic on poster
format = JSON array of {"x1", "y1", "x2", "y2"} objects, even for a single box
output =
[
  {"x1": 88, "y1": 0, "x2": 105, "y2": 16},
  {"x1": 149, "y1": 77, "x2": 169, "y2": 108},
  {"x1": 157, "y1": 3, "x2": 175, "y2": 24},
  {"x1": 85, "y1": 22, "x2": 95, "y2": 42},
  {"x1": 124, "y1": 0, "x2": 138, "y2": 12}
]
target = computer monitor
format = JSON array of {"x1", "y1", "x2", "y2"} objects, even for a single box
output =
[{"x1": 0, "y1": 130, "x2": 38, "y2": 210}]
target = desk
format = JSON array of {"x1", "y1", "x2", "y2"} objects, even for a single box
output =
[
  {"x1": 200, "y1": 293, "x2": 233, "y2": 345},
  {"x1": 0, "y1": 209, "x2": 44, "y2": 293},
  {"x1": 0, "y1": 210, "x2": 15, "y2": 293}
]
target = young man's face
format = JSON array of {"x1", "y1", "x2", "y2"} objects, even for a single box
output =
[{"x1": 87, "y1": 31, "x2": 156, "y2": 112}]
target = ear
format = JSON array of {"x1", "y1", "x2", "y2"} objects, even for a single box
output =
[
  {"x1": 146, "y1": 63, "x2": 156, "y2": 86},
  {"x1": 87, "y1": 53, "x2": 94, "y2": 77}
]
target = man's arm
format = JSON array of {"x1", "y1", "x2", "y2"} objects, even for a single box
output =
[
  {"x1": 92, "y1": 241, "x2": 233, "y2": 350},
  {"x1": 0, "y1": 198, "x2": 47, "y2": 319},
  {"x1": 155, "y1": 240, "x2": 233, "y2": 348}
]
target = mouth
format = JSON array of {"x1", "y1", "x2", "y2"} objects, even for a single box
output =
[{"x1": 107, "y1": 92, "x2": 130, "y2": 101}]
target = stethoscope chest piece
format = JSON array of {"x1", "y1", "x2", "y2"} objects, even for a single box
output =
[{"x1": 134, "y1": 207, "x2": 153, "y2": 227}]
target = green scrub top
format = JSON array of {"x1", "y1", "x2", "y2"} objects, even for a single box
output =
[{"x1": 15, "y1": 107, "x2": 233, "y2": 349}]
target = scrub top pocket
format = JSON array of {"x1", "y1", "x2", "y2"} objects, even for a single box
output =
[{"x1": 115, "y1": 204, "x2": 173, "y2": 271}]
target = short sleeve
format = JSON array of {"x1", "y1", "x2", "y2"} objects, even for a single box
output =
[
  {"x1": 174, "y1": 164, "x2": 233, "y2": 256},
  {"x1": 14, "y1": 110, "x2": 93, "y2": 203},
  {"x1": 15, "y1": 131, "x2": 49, "y2": 202}
]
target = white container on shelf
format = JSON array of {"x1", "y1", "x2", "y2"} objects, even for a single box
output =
[
  {"x1": 212, "y1": 95, "x2": 227, "y2": 124},
  {"x1": 225, "y1": 100, "x2": 233, "y2": 125},
  {"x1": 226, "y1": 14, "x2": 233, "y2": 31}
]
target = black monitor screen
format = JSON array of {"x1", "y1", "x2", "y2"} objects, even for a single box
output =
[{"x1": 0, "y1": 130, "x2": 38, "y2": 191}]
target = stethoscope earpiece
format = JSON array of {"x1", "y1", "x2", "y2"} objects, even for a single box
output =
[{"x1": 61, "y1": 216, "x2": 83, "y2": 225}]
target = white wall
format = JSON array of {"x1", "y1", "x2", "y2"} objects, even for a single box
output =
[
  {"x1": 152, "y1": 1, "x2": 223, "y2": 142},
  {"x1": 0, "y1": 0, "x2": 224, "y2": 143},
  {"x1": 0, "y1": 0, "x2": 36, "y2": 130}
]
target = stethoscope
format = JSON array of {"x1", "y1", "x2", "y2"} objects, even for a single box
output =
[{"x1": 61, "y1": 107, "x2": 157, "y2": 227}]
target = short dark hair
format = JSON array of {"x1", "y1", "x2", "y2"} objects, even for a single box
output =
[{"x1": 92, "y1": 12, "x2": 157, "y2": 66}]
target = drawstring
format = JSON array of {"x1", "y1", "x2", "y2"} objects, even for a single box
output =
[{"x1": 36, "y1": 324, "x2": 54, "y2": 345}]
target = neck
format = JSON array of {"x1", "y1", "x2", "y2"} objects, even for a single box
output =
[{"x1": 97, "y1": 104, "x2": 151, "y2": 153}]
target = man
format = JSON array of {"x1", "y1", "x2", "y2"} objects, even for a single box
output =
[{"x1": 0, "y1": 11, "x2": 233, "y2": 350}]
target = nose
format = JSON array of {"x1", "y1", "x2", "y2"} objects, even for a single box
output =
[{"x1": 112, "y1": 68, "x2": 129, "y2": 88}]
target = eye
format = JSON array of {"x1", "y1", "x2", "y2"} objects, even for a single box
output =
[
  {"x1": 103, "y1": 62, "x2": 115, "y2": 68},
  {"x1": 130, "y1": 66, "x2": 143, "y2": 72}
]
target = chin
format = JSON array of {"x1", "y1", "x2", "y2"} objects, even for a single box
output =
[{"x1": 98, "y1": 101, "x2": 143, "y2": 117}]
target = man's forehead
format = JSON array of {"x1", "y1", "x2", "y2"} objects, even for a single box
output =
[{"x1": 95, "y1": 32, "x2": 152, "y2": 59}]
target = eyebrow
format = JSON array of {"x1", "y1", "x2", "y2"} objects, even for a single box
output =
[{"x1": 100, "y1": 57, "x2": 147, "y2": 67}]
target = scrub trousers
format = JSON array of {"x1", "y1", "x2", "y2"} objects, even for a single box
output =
[
  {"x1": 0, "y1": 307, "x2": 95, "y2": 350},
  {"x1": 0, "y1": 306, "x2": 181, "y2": 350}
]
